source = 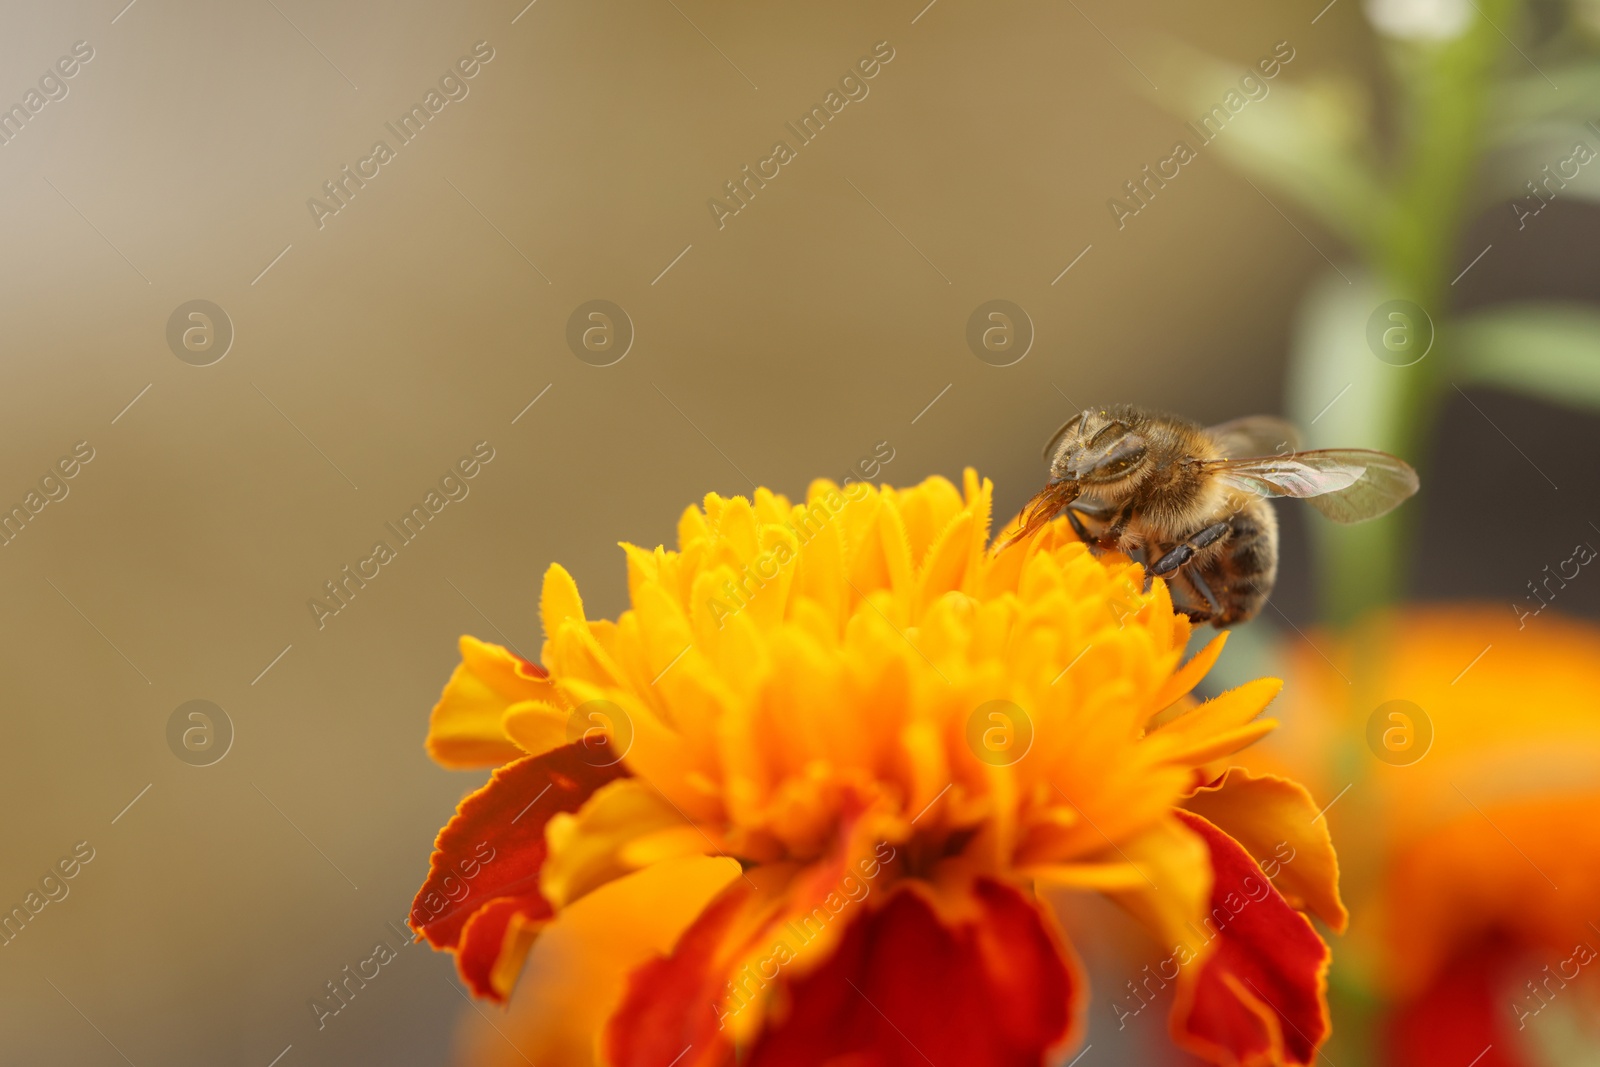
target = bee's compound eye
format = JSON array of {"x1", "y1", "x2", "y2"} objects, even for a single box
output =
[{"x1": 1098, "y1": 435, "x2": 1147, "y2": 476}]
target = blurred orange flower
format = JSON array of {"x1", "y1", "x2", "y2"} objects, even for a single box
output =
[
  {"x1": 1244, "y1": 606, "x2": 1600, "y2": 1067},
  {"x1": 410, "y1": 472, "x2": 1345, "y2": 1066}
]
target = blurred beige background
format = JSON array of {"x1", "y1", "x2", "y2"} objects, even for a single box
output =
[{"x1": 0, "y1": 1, "x2": 1379, "y2": 1063}]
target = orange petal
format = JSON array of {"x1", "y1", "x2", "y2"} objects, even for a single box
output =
[
  {"x1": 1170, "y1": 810, "x2": 1332, "y2": 1067},
  {"x1": 410, "y1": 743, "x2": 628, "y2": 1002},
  {"x1": 540, "y1": 778, "x2": 700, "y2": 909},
  {"x1": 426, "y1": 635, "x2": 553, "y2": 769},
  {"x1": 743, "y1": 878, "x2": 1081, "y2": 1067},
  {"x1": 1148, "y1": 677, "x2": 1282, "y2": 766},
  {"x1": 500, "y1": 699, "x2": 571, "y2": 759},
  {"x1": 1379, "y1": 791, "x2": 1600, "y2": 997},
  {"x1": 1105, "y1": 814, "x2": 1212, "y2": 953},
  {"x1": 1183, "y1": 768, "x2": 1348, "y2": 933},
  {"x1": 540, "y1": 562, "x2": 587, "y2": 643},
  {"x1": 1148, "y1": 631, "x2": 1229, "y2": 714},
  {"x1": 1023, "y1": 861, "x2": 1155, "y2": 892}
]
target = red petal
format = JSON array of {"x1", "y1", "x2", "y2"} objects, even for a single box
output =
[
  {"x1": 1171, "y1": 810, "x2": 1332, "y2": 1067},
  {"x1": 410, "y1": 743, "x2": 627, "y2": 1001},
  {"x1": 747, "y1": 878, "x2": 1078, "y2": 1067},
  {"x1": 605, "y1": 875, "x2": 759, "y2": 1067},
  {"x1": 512, "y1": 652, "x2": 547, "y2": 676},
  {"x1": 454, "y1": 896, "x2": 550, "y2": 999},
  {"x1": 606, "y1": 813, "x2": 888, "y2": 1067},
  {"x1": 1385, "y1": 942, "x2": 1532, "y2": 1067}
]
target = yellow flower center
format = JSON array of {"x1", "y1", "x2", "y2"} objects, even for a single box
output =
[{"x1": 533, "y1": 471, "x2": 1228, "y2": 877}]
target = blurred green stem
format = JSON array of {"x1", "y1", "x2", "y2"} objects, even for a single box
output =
[{"x1": 1320, "y1": 1, "x2": 1513, "y2": 625}]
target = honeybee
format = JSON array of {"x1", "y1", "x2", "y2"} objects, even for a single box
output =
[{"x1": 1000, "y1": 406, "x2": 1419, "y2": 626}]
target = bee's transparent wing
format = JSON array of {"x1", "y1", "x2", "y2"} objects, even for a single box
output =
[
  {"x1": 1206, "y1": 415, "x2": 1302, "y2": 459},
  {"x1": 1207, "y1": 449, "x2": 1419, "y2": 524}
]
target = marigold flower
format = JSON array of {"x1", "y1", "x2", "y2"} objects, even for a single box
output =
[
  {"x1": 411, "y1": 471, "x2": 1345, "y2": 1066},
  {"x1": 1243, "y1": 606, "x2": 1600, "y2": 1066}
]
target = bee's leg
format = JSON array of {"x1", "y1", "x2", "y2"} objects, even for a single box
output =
[
  {"x1": 1163, "y1": 571, "x2": 1212, "y2": 622},
  {"x1": 1148, "y1": 521, "x2": 1232, "y2": 578},
  {"x1": 1183, "y1": 566, "x2": 1222, "y2": 621},
  {"x1": 1094, "y1": 504, "x2": 1132, "y2": 553},
  {"x1": 1064, "y1": 499, "x2": 1114, "y2": 549},
  {"x1": 1139, "y1": 544, "x2": 1164, "y2": 592},
  {"x1": 1064, "y1": 506, "x2": 1094, "y2": 545}
]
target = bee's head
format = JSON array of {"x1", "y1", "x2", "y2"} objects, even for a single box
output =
[{"x1": 1047, "y1": 409, "x2": 1150, "y2": 495}]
